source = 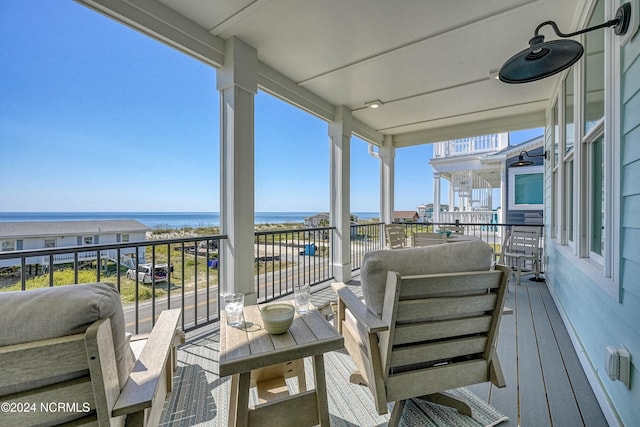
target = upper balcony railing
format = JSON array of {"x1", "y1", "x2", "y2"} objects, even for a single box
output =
[{"x1": 432, "y1": 135, "x2": 502, "y2": 158}]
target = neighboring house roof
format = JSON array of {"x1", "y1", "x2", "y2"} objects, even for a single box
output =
[
  {"x1": 305, "y1": 213, "x2": 329, "y2": 220},
  {"x1": 482, "y1": 135, "x2": 544, "y2": 162},
  {"x1": 394, "y1": 211, "x2": 419, "y2": 219},
  {"x1": 0, "y1": 220, "x2": 150, "y2": 239}
]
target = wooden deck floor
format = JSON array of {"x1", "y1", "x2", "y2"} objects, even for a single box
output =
[{"x1": 159, "y1": 276, "x2": 609, "y2": 426}]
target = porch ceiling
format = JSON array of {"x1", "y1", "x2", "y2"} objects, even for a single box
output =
[{"x1": 78, "y1": 0, "x2": 582, "y2": 145}]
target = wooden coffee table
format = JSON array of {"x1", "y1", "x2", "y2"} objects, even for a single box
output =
[{"x1": 219, "y1": 303, "x2": 344, "y2": 427}]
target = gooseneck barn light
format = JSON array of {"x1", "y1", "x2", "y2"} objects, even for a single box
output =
[
  {"x1": 499, "y1": 2, "x2": 632, "y2": 83},
  {"x1": 512, "y1": 150, "x2": 548, "y2": 167}
]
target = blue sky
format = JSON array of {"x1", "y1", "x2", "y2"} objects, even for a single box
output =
[{"x1": 1, "y1": 1, "x2": 541, "y2": 213}]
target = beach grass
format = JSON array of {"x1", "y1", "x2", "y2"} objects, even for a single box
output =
[{"x1": 0, "y1": 221, "x2": 358, "y2": 302}]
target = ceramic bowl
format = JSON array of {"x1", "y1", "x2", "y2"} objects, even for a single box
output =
[{"x1": 260, "y1": 303, "x2": 295, "y2": 334}]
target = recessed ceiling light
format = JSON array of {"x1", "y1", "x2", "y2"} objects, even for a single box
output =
[{"x1": 365, "y1": 100, "x2": 384, "y2": 109}]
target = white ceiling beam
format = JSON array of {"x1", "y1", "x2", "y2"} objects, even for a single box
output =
[
  {"x1": 257, "y1": 62, "x2": 336, "y2": 123},
  {"x1": 75, "y1": 0, "x2": 225, "y2": 67},
  {"x1": 392, "y1": 111, "x2": 546, "y2": 147},
  {"x1": 352, "y1": 119, "x2": 385, "y2": 146}
]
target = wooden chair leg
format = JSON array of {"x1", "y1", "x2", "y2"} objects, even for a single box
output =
[
  {"x1": 389, "y1": 400, "x2": 406, "y2": 427},
  {"x1": 516, "y1": 257, "x2": 524, "y2": 286}
]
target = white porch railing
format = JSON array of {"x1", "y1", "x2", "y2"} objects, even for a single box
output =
[
  {"x1": 433, "y1": 134, "x2": 502, "y2": 158},
  {"x1": 438, "y1": 210, "x2": 498, "y2": 225}
]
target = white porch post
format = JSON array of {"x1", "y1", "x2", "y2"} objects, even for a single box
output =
[
  {"x1": 433, "y1": 172, "x2": 441, "y2": 224},
  {"x1": 449, "y1": 181, "x2": 455, "y2": 214},
  {"x1": 217, "y1": 37, "x2": 258, "y2": 304},
  {"x1": 379, "y1": 135, "x2": 395, "y2": 224},
  {"x1": 500, "y1": 162, "x2": 507, "y2": 225},
  {"x1": 329, "y1": 107, "x2": 352, "y2": 282}
]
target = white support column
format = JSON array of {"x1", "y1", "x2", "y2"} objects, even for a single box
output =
[
  {"x1": 433, "y1": 172, "x2": 441, "y2": 224},
  {"x1": 379, "y1": 135, "x2": 395, "y2": 224},
  {"x1": 217, "y1": 37, "x2": 258, "y2": 304},
  {"x1": 449, "y1": 181, "x2": 455, "y2": 213},
  {"x1": 329, "y1": 107, "x2": 352, "y2": 283},
  {"x1": 500, "y1": 162, "x2": 507, "y2": 225}
]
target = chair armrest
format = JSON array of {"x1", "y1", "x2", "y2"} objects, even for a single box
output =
[
  {"x1": 331, "y1": 282, "x2": 388, "y2": 333},
  {"x1": 112, "y1": 309, "x2": 181, "y2": 417}
]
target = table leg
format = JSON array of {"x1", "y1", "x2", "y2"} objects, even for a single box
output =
[
  {"x1": 228, "y1": 374, "x2": 239, "y2": 427},
  {"x1": 312, "y1": 354, "x2": 330, "y2": 426},
  {"x1": 228, "y1": 372, "x2": 251, "y2": 427}
]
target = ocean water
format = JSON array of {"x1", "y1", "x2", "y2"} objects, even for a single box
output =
[{"x1": 0, "y1": 212, "x2": 380, "y2": 229}]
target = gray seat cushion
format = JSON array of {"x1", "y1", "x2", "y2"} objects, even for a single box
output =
[
  {"x1": 0, "y1": 282, "x2": 133, "y2": 390},
  {"x1": 360, "y1": 240, "x2": 493, "y2": 316}
]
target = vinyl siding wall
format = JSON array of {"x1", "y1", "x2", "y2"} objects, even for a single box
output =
[{"x1": 545, "y1": 31, "x2": 640, "y2": 425}]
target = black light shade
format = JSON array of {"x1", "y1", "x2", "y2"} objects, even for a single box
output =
[
  {"x1": 512, "y1": 150, "x2": 547, "y2": 167},
  {"x1": 499, "y1": 2, "x2": 632, "y2": 84},
  {"x1": 499, "y1": 38, "x2": 583, "y2": 84}
]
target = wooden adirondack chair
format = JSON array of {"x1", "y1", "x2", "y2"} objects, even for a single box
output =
[
  {"x1": 0, "y1": 282, "x2": 182, "y2": 427},
  {"x1": 332, "y1": 242, "x2": 510, "y2": 426},
  {"x1": 411, "y1": 231, "x2": 446, "y2": 246},
  {"x1": 384, "y1": 224, "x2": 406, "y2": 249},
  {"x1": 501, "y1": 225, "x2": 543, "y2": 285}
]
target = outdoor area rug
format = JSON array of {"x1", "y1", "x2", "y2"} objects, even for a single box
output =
[
  {"x1": 324, "y1": 349, "x2": 509, "y2": 427},
  {"x1": 401, "y1": 389, "x2": 509, "y2": 427},
  {"x1": 206, "y1": 348, "x2": 509, "y2": 426}
]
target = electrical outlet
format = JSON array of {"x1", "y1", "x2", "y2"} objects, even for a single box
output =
[{"x1": 605, "y1": 345, "x2": 631, "y2": 388}]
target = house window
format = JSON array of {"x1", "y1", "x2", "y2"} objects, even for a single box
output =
[
  {"x1": 584, "y1": 0, "x2": 604, "y2": 136},
  {"x1": 44, "y1": 239, "x2": 56, "y2": 248},
  {"x1": 565, "y1": 158, "x2": 574, "y2": 245},
  {"x1": 83, "y1": 236, "x2": 94, "y2": 245},
  {"x1": 583, "y1": 0, "x2": 606, "y2": 263},
  {"x1": 1, "y1": 240, "x2": 15, "y2": 251},
  {"x1": 509, "y1": 166, "x2": 544, "y2": 210},
  {"x1": 121, "y1": 234, "x2": 130, "y2": 243},
  {"x1": 551, "y1": 101, "x2": 559, "y2": 238},
  {"x1": 552, "y1": 0, "x2": 619, "y2": 297},
  {"x1": 589, "y1": 133, "x2": 605, "y2": 257},
  {"x1": 565, "y1": 69, "x2": 574, "y2": 154},
  {"x1": 564, "y1": 68, "x2": 575, "y2": 245}
]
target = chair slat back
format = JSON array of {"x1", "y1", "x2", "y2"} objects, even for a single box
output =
[
  {"x1": 385, "y1": 224, "x2": 406, "y2": 249},
  {"x1": 411, "y1": 232, "x2": 446, "y2": 247},
  {"x1": 508, "y1": 226, "x2": 541, "y2": 255},
  {"x1": 0, "y1": 322, "x2": 117, "y2": 427},
  {"x1": 377, "y1": 266, "x2": 509, "y2": 400}
]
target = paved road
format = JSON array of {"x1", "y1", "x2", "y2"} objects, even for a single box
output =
[{"x1": 123, "y1": 255, "x2": 331, "y2": 333}]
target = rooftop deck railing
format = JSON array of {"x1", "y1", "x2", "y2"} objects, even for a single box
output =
[{"x1": 0, "y1": 222, "x2": 540, "y2": 334}]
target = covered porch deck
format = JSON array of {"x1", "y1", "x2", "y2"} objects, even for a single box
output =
[{"x1": 159, "y1": 275, "x2": 607, "y2": 426}]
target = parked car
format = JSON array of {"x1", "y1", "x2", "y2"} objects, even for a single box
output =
[{"x1": 126, "y1": 263, "x2": 169, "y2": 284}]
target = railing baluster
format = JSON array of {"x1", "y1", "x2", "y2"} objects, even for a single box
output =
[
  {"x1": 180, "y1": 241, "x2": 185, "y2": 332},
  {"x1": 151, "y1": 245, "x2": 156, "y2": 327},
  {"x1": 0, "y1": 221, "x2": 524, "y2": 334}
]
